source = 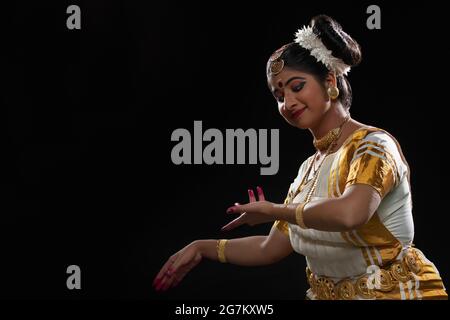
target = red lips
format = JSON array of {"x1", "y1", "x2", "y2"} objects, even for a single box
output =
[{"x1": 291, "y1": 107, "x2": 306, "y2": 119}]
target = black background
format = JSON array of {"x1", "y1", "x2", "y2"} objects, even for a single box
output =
[{"x1": 1, "y1": 0, "x2": 448, "y2": 301}]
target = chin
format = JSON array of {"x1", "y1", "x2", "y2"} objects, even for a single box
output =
[{"x1": 292, "y1": 117, "x2": 310, "y2": 130}]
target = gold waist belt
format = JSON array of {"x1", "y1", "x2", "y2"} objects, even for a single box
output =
[{"x1": 306, "y1": 248, "x2": 423, "y2": 300}]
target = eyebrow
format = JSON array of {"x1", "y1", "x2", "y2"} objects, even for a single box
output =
[
  {"x1": 272, "y1": 76, "x2": 307, "y2": 94},
  {"x1": 285, "y1": 76, "x2": 306, "y2": 86}
]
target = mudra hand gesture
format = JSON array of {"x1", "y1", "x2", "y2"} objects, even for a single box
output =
[
  {"x1": 153, "y1": 186, "x2": 276, "y2": 292},
  {"x1": 221, "y1": 186, "x2": 275, "y2": 231},
  {"x1": 153, "y1": 241, "x2": 202, "y2": 292}
]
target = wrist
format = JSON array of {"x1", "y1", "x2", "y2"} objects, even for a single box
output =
[
  {"x1": 216, "y1": 239, "x2": 228, "y2": 263},
  {"x1": 191, "y1": 240, "x2": 207, "y2": 257},
  {"x1": 295, "y1": 202, "x2": 309, "y2": 229},
  {"x1": 269, "y1": 202, "x2": 285, "y2": 219},
  {"x1": 271, "y1": 202, "x2": 296, "y2": 222}
]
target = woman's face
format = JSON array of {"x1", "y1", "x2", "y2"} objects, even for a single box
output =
[{"x1": 267, "y1": 67, "x2": 330, "y2": 129}]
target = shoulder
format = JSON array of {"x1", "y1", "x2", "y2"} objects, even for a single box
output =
[
  {"x1": 343, "y1": 126, "x2": 402, "y2": 156},
  {"x1": 343, "y1": 126, "x2": 409, "y2": 178}
]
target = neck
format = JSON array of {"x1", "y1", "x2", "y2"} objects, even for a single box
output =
[{"x1": 309, "y1": 103, "x2": 349, "y2": 141}]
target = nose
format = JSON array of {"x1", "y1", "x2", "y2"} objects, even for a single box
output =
[{"x1": 284, "y1": 92, "x2": 297, "y2": 111}]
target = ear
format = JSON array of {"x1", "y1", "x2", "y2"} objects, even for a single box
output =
[{"x1": 325, "y1": 72, "x2": 337, "y2": 88}]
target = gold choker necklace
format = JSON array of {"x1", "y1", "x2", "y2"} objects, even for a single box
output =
[{"x1": 313, "y1": 116, "x2": 350, "y2": 151}]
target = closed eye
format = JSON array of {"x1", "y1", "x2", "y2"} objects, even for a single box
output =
[
  {"x1": 275, "y1": 95, "x2": 284, "y2": 103},
  {"x1": 272, "y1": 90, "x2": 284, "y2": 103},
  {"x1": 292, "y1": 82, "x2": 306, "y2": 92}
]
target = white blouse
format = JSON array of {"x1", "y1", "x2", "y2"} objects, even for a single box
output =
[{"x1": 276, "y1": 127, "x2": 414, "y2": 280}]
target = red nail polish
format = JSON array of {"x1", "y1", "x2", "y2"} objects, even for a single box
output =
[{"x1": 157, "y1": 279, "x2": 166, "y2": 290}]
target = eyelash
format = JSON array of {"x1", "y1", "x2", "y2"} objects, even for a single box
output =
[
  {"x1": 292, "y1": 82, "x2": 305, "y2": 92},
  {"x1": 274, "y1": 82, "x2": 305, "y2": 103}
]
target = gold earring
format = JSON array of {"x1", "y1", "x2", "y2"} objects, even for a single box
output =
[{"x1": 327, "y1": 86, "x2": 339, "y2": 100}]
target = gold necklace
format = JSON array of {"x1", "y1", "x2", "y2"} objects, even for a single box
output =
[
  {"x1": 313, "y1": 115, "x2": 350, "y2": 151},
  {"x1": 286, "y1": 115, "x2": 350, "y2": 204}
]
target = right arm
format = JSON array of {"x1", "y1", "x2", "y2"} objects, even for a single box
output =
[
  {"x1": 153, "y1": 226, "x2": 292, "y2": 291},
  {"x1": 196, "y1": 226, "x2": 292, "y2": 266}
]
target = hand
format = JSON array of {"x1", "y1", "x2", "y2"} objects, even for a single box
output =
[
  {"x1": 153, "y1": 241, "x2": 202, "y2": 292},
  {"x1": 221, "y1": 186, "x2": 275, "y2": 232}
]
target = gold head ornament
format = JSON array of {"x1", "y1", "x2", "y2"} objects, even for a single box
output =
[{"x1": 268, "y1": 44, "x2": 289, "y2": 75}]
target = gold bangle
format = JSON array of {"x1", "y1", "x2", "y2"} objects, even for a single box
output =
[
  {"x1": 217, "y1": 239, "x2": 228, "y2": 263},
  {"x1": 295, "y1": 203, "x2": 308, "y2": 229}
]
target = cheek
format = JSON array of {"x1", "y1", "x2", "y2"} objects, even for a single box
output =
[
  {"x1": 303, "y1": 87, "x2": 327, "y2": 108},
  {"x1": 278, "y1": 103, "x2": 288, "y2": 117}
]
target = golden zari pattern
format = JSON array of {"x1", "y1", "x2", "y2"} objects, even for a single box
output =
[
  {"x1": 272, "y1": 127, "x2": 447, "y2": 300},
  {"x1": 305, "y1": 247, "x2": 446, "y2": 300}
]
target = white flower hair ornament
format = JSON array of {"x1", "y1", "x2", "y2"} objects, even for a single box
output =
[{"x1": 294, "y1": 26, "x2": 351, "y2": 76}]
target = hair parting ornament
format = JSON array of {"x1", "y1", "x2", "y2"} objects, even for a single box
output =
[{"x1": 268, "y1": 44, "x2": 289, "y2": 75}]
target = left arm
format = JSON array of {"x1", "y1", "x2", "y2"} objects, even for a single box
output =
[
  {"x1": 225, "y1": 132, "x2": 399, "y2": 232},
  {"x1": 225, "y1": 184, "x2": 381, "y2": 232},
  {"x1": 272, "y1": 184, "x2": 381, "y2": 232}
]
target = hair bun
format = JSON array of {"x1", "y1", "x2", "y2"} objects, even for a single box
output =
[{"x1": 311, "y1": 15, "x2": 362, "y2": 68}]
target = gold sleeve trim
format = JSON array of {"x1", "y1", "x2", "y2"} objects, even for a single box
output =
[
  {"x1": 273, "y1": 220, "x2": 289, "y2": 237},
  {"x1": 345, "y1": 145, "x2": 396, "y2": 198}
]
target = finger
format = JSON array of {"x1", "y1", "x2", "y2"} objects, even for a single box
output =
[
  {"x1": 256, "y1": 186, "x2": 265, "y2": 201},
  {"x1": 153, "y1": 276, "x2": 162, "y2": 289},
  {"x1": 169, "y1": 268, "x2": 190, "y2": 290},
  {"x1": 155, "y1": 273, "x2": 170, "y2": 291},
  {"x1": 161, "y1": 273, "x2": 177, "y2": 291},
  {"x1": 154, "y1": 264, "x2": 177, "y2": 289},
  {"x1": 221, "y1": 215, "x2": 245, "y2": 231},
  {"x1": 226, "y1": 205, "x2": 245, "y2": 215},
  {"x1": 153, "y1": 271, "x2": 166, "y2": 287},
  {"x1": 160, "y1": 269, "x2": 181, "y2": 291},
  {"x1": 157, "y1": 257, "x2": 187, "y2": 291},
  {"x1": 167, "y1": 249, "x2": 197, "y2": 280},
  {"x1": 227, "y1": 202, "x2": 252, "y2": 215},
  {"x1": 153, "y1": 255, "x2": 177, "y2": 285},
  {"x1": 248, "y1": 189, "x2": 256, "y2": 202},
  {"x1": 154, "y1": 257, "x2": 176, "y2": 282},
  {"x1": 172, "y1": 277, "x2": 182, "y2": 288},
  {"x1": 165, "y1": 252, "x2": 202, "y2": 290},
  {"x1": 169, "y1": 274, "x2": 183, "y2": 289},
  {"x1": 158, "y1": 258, "x2": 185, "y2": 291},
  {"x1": 169, "y1": 257, "x2": 201, "y2": 289}
]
